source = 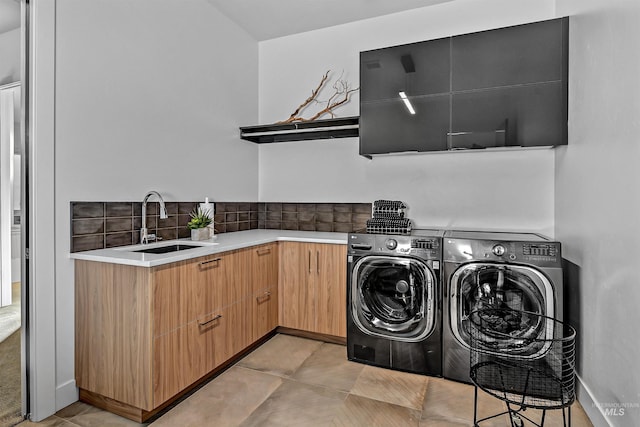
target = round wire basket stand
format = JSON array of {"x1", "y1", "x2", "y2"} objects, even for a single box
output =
[{"x1": 467, "y1": 308, "x2": 576, "y2": 427}]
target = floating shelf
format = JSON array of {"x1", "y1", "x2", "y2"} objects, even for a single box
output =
[{"x1": 239, "y1": 116, "x2": 359, "y2": 143}]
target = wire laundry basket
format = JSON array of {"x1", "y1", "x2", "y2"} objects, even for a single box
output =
[{"x1": 467, "y1": 308, "x2": 576, "y2": 426}]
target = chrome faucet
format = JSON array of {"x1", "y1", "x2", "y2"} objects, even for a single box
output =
[{"x1": 140, "y1": 190, "x2": 168, "y2": 244}]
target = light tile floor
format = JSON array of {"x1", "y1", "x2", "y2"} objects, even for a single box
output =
[{"x1": 17, "y1": 334, "x2": 594, "y2": 427}]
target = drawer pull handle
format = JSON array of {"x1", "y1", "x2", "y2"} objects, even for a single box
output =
[
  {"x1": 200, "y1": 257, "x2": 221, "y2": 266},
  {"x1": 198, "y1": 314, "x2": 222, "y2": 326},
  {"x1": 256, "y1": 248, "x2": 271, "y2": 256},
  {"x1": 256, "y1": 291, "x2": 271, "y2": 302}
]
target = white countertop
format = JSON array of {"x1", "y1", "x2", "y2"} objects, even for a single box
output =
[{"x1": 70, "y1": 229, "x2": 348, "y2": 267}]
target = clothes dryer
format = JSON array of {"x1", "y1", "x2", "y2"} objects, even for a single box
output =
[
  {"x1": 347, "y1": 229, "x2": 443, "y2": 376},
  {"x1": 442, "y1": 230, "x2": 563, "y2": 383}
]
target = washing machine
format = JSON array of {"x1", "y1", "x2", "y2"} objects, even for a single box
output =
[
  {"x1": 442, "y1": 230, "x2": 563, "y2": 383},
  {"x1": 347, "y1": 229, "x2": 443, "y2": 376}
]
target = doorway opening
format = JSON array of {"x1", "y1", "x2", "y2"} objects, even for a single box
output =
[
  {"x1": 1, "y1": 0, "x2": 27, "y2": 423},
  {"x1": 0, "y1": 81, "x2": 24, "y2": 427}
]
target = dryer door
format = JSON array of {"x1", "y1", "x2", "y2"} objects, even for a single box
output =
[
  {"x1": 449, "y1": 263, "x2": 555, "y2": 356},
  {"x1": 351, "y1": 255, "x2": 435, "y2": 342}
]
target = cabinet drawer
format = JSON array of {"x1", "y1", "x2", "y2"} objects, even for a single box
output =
[
  {"x1": 192, "y1": 253, "x2": 229, "y2": 322},
  {"x1": 251, "y1": 243, "x2": 279, "y2": 294},
  {"x1": 251, "y1": 286, "x2": 278, "y2": 342},
  {"x1": 154, "y1": 324, "x2": 202, "y2": 406},
  {"x1": 153, "y1": 300, "x2": 247, "y2": 407}
]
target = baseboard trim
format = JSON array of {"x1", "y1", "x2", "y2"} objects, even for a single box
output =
[
  {"x1": 55, "y1": 379, "x2": 78, "y2": 413},
  {"x1": 576, "y1": 374, "x2": 611, "y2": 427},
  {"x1": 276, "y1": 327, "x2": 346, "y2": 345}
]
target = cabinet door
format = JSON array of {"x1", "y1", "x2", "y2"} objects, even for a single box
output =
[
  {"x1": 450, "y1": 82, "x2": 567, "y2": 148},
  {"x1": 361, "y1": 37, "x2": 450, "y2": 102},
  {"x1": 451, "y1": 18, "x2": 567, "y2": 91},
  {"x1": 279, "y1": 242, "x2": 315, "y2": 331},
  {"x1": 314, "y1": 244, "x2": 347, "y2": 337},
  {"x1": 153, "y1": 260, "x2": 195, "y2": 337},
  {"x1": 360, "y1": 94, "x2": 450, "y2": 155},
  {"x1": 360, "y1": 36, "x2": 451, "y2": 156},
  {"x1": 279, "y1": 242, "x2": 347, "y2": 337}
]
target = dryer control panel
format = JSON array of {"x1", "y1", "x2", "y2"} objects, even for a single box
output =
[
  {"x1": 444, "y1": 238, "x2": 561, "y2": 267},
  {"x1": 523, "y1": 243, "x2": 558, "y2": 257}
]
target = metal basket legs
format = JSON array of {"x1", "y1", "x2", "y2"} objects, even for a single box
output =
[
  {"x1": 473, "y1": 383, "x2": 573, "y2": 427},
  {"x1": 468, "y1": 309, "x2": 577, "y2": 427}
]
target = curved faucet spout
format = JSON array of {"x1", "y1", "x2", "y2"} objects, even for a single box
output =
[
  {"x1": 143, "y1": 190, "x2": 168, "y2": 219},
  {"x1": 141, "y1": 190, "x2": 168, "y2": 244}
]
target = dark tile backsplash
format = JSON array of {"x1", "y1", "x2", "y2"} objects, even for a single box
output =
[
  {"x1": 70, "y1": 201, "x2": 371, "y2": 253},
  {"x1": 259, "y1": 203, "x2": 371, "y2": 233}
]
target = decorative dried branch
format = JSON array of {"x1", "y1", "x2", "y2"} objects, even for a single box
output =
[
  {"x1": 278, "y1": 71, "x2": 330, "y2": 124},
  {"x1": 307, "y1": 79, "x2": 359, "y2": 122},
  {"x1": 277, "y1": 70, "x2": 358, "y2": 124}
]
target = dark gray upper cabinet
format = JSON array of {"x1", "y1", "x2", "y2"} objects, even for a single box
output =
[
  {"x1": 451, "y1": 19, "x2": 566, "y2": 91},
  {"x1": 450, "y1": 82, "x2": 566, "y2": 149},
  {"x1": 360, "y1": 37, "x2": 450, "y2": 102},
  {"x1": 360, "y1": 95, "x2": 450, "y2": 154},
  {"x1": 359, "y1": 17, "x2": 569, "y2": 157}
]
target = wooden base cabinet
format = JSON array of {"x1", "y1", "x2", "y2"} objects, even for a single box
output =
[
  {"x1": 75, "y1": 262, "x2": 154, "y2": 411},
  {"x1": 75, "y1": 243, "x2": 279, "y2": 422},
  {"x1": 279, "y1": 242, "x2": 347, "y2": 338}
]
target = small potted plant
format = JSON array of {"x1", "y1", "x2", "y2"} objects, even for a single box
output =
[{"x1": 187, "y1": 207, "x2": 213, "y2": 241}]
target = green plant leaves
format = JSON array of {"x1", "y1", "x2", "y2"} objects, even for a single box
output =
[{"x1": 187, "y1": 207, "x2": 213, "y2": 230}]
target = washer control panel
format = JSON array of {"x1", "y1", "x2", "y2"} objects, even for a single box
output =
[
  {"x1": 348, "y1": 233, "x2": 442, "y2": 260},
  {"x1": 412, "y1": 238, "x2": 438, "y2": 250}
]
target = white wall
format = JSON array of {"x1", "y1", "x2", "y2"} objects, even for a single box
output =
[
  {"x1": 555, "y1": 0, "x2": 640, "y2": 425},
  {"x1": 0, "y1": 27, "x2": 20, "y2": 85},
  {"x1": 52, "y1": 0, "x2": 259, "y2": 410},
  {"x1": 258, "y1": 0, "x2": 558, "y2": 235}
]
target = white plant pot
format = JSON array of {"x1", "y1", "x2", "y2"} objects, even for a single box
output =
[{"x1": 191, "y1": 228, "x2": 210, "y2": 241}]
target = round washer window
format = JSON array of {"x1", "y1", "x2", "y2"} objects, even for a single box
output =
[{"x1": 352, "y1": 256, "x2": 435, "y2": 342}]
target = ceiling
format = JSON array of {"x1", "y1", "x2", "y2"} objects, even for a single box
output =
[
  {"x1": 206, "y1": 0, "x2": 456, "y2": 41},
  {"x1": 0, "y1": 0, "x2": 455, "y2": 39},
  {"x1": 0, "y1": 0, "x2": 19, "y2": 34}
]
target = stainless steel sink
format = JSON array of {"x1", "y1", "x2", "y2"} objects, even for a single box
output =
[{"x1": 133, "y1": 244, "x2": 203, "y2": 254}]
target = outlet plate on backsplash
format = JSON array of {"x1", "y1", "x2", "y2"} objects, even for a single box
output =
[{"x1": 70, "y1": 201, "x2": 371, "y2": 253}]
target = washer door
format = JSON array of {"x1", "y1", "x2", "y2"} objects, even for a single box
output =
[
  {"x1": 351, "y1": 255, "x2": 435, "y2": 342},
  {"x1": 450, "y1": 263, "x2": 555, "y2": 357}
]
